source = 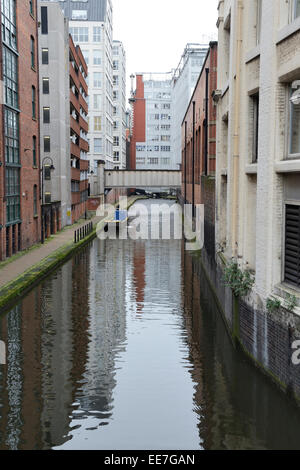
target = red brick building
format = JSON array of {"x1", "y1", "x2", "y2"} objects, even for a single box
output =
[
  {"x1": 129, "y1": 74, "x2": 146, "y2": 170},
  {"x1": 182, "y1": 42, "x2": 218, "y2": 257},
  {"x1": 0, "y1": 0, "x2": 41, "y2": 260},
  {"x1": 182, "y1": 42, "x2": 218, "y2": 207},
  {"x1": 69, "y1": 36, "x2": 89, "y2": 224}
]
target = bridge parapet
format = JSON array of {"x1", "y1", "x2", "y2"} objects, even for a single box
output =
[{"x1": 104, "y1": 170, "x2": 182, "y2": 189}]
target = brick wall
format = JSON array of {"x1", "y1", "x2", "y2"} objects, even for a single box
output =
[
  {"x1": 130, "y1": 75, "x2": 146, "y2": 170},
  {"x1": 17, "y1": 0, "x2": 41, "y2": 250}
]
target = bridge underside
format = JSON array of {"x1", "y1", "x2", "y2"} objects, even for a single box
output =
[{"x1": 104, "y1": 170, "x2": 182, "y2": 189}]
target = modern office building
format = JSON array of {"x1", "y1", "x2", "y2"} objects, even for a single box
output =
[
  {"x1": 112, "y1": 40, "x2": 127, "y2": 169},
  {"x1": 130, "y1": 73, "x2": 174, "y2": 170},
  {"x1": 0, "y1": 0, "x2": 41, "y2": 260},
  {"x1": 58, "y1": 0, "x2": 115, "y2": 170},
  {"x1": 172, "y1": 44, "x2": 209, "y2": 168}
]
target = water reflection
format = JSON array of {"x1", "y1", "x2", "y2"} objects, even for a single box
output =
[{"x1": 0, "y1": 200, "x2": 300, "y2": 449}]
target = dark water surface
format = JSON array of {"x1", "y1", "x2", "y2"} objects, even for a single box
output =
[{"x1": 1, "y1": 200, "x2": 300, "y2": 450}]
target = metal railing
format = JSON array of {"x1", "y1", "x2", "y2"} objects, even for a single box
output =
[{"x1": 74, "y1": 222, "x2": 93, "y2": 244}]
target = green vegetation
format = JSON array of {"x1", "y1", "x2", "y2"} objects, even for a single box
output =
[
  {"x1": 284, "y1": 293, "x2": 297, "y2": 312},
  {"x1": 223, "y1": 260, "x2": 255, "y2": 298},
  {"x1": 266, "y1": 297, "x2": 282, "y2": 313}
]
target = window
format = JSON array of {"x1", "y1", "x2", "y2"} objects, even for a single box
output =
[
  {"x1": 44, "y1": 165, "x2": 51, "y2": 180},
  {"x1": 30, "y1": 36, "x2": 35, "y2": 68},
  {"x1": 94, "y1": 72, "x2": 101, "y2": 88},
  {"x1": 29, "y1": 0, "x2": 34, "y2": 16},
  {"x1": 94, "y1": 138, "x2": 102, "y2": 153},
  {"x1": 94, "y1": 116, "x2": 101, "y2": 131},
  {"x1": 113, "y1": 60, "x2": 119, "y2": 70},
  {"x1": 33, "y1": 185, "x2": 37, "y2": 216},
  {"x1": 289, "y1": 81, "x2": 300, "y2": 156},
  {"x1": 284, "y1": 204, "x2": 300, "y2": 288},
  {"x1": 41, "y1": 6, "x2": 48, "y2": 34},
  {"x1": 5, "y1": 167, "x2": 20, "y2": 223},
  {"x1": 44, "y1": 136, "x2": 50, "y2": 152},
  {"x1": 42, "y1": 77, "x2": 49, "y2": 94},
  {"x1": 2, "y1": 46, "x2": 18, "y2": 108},
  {"x1": 4, "y1": 109, "x2": 19, "y2": 164},
  {"x1": 251, "y1": 93, "x2": 259, "y2": 162},
  {"x1": 43, "y1": 107, "x2": 50, "y2": 124},
  {"x1": 42, "y1": 48, "x2": 48, "y2": 64},
  {"x1": 93, "y1": 26, "x2": 101, "y2": 42},
  {"x1": 113, "y1": 136, "x2": 119, "y2": 146},
  {"x1": 94, "y1": 94, "x2": 101, "y2": 109},
  {"x1": 93, "y1": 50, "x2": 101, "y2": 65},
  {"x1": 1, "y1": 0, "x2": 17, "y2": 49},
  {"x1": 32, "y1": 86, "x2": 36, "y2": 118},
  {"x1": 33, "y1": 136, "x2": 37, "y2": 166},
  {"x1": 69, "y1": 27, "x2": 88, "y2": 43}
]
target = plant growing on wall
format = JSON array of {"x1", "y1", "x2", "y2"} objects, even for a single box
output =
[
  {"x1": 223, "y1": 261, "x2": 255, "y2": 298},
  {"x1": 284, "y1": 293, "x2": 297, "y2": 312},
  {"x1": 266, "y1": 297, "x2": 282, "y2": 313}
]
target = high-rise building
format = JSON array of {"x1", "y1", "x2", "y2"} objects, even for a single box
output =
[
  {"x1": 38, "y1": 1, "x2": 89, "y2": 237},
  {"x1": 130, "y1": 73, "x2": 174, "y2": 170},
  {"x1": 0, "y1": 0, "x2": 41, "y2": 260},
  {"x1": 112, "y1": 40, "x2": 126, "y2": 169},
  {"x1": 58, "y1": 0, "x2": 115, "y2": 170},
  {"x1": 171, "y1": 44, "x2": 208, "y2": 168}
]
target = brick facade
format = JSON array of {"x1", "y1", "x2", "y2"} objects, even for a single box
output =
[
  {"x1": 0, "y1": 0, "x2": 41, "y2": 260},
  {"x1": 129, "y1": 74, "x2": 146, "y2": 170},
  {"x1": 182, "y1": 42, "x2": 218, "y2": 208},
  {"x1": 69, "y1": 36, "x2": 89, "y2": 224},
  {"x1": 18, "y1": 0, "x2": 41, "y2": 251}
]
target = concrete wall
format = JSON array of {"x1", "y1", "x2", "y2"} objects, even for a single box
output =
[{"x1": 38, "y1": 1, "x2": 71, "y2": 229}]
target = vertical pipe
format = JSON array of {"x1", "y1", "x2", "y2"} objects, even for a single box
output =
[
  {"x1": 205, "y1": 68, "x2": 210, "y2": 176},
  {"x1": 184, "y1": 121, "x2": 187, "y2": 204},
  {"x1": 192, "y1": 101, "x2": 196, "y2": 217},
  {"x1": 232, "y1": 1, "x2": 243, "y2": 258}
]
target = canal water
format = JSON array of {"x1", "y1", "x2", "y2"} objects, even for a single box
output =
[{"x1": 1, "y1": 199, "x2": 300, "y2": 450}]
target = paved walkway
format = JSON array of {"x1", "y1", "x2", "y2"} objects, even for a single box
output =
[{"x1": 0, "y1": 215, "x2": 101, "y2": 289}]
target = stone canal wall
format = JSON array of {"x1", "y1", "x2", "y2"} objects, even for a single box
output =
[{"x1": 181, "y1": 182, "x2": 300, "y2": 402}]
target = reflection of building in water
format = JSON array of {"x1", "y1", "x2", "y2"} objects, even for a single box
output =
[
  {"x1": 0, "y1": 250, "x2": 91, "y2": 449},
  {"x1": 133, "y1": 245, "x2": 145, "y2": 314},
  {"x1": 78, "y1": 239, "x2": 127, "y2": 417}
]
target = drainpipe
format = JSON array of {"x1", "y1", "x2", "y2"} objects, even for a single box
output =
[
  {"x1": 205, "y1": 68, "x2": 210, "y2": 176},
  {"x1": 232, "y1": 1, "x2": 243, "y2": 258},
  {"x1": 192, "y1": 102, "x2": 195, "y2": 217},
  {"x1": 184, "y1": 121, "x2": 187, "y2": 204}
]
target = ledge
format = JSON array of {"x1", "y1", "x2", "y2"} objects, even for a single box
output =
[
  {"x1": 245, "y1": 163, "x2": 257, "y2": 175},
  {"x1": 277, "y1": 17, "x2": 300, "y2": 45},
  {"x1": 245, "y1": 45, "x2": 260, "y2": 64},
  {"x1": 273, "y1": 282, "x2": 300, "y2": 314},
  {"x1": 275, "y1": 159, "x2": 300, "y2": 173}
]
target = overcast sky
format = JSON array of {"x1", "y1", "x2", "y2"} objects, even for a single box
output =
[{"x1": 112, "y1": 0, "x2": 218, "y2": 97}]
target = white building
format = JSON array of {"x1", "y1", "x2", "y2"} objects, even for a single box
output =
[
  {"x1": 112, "y1": 41, "x2": 127, "y2": 169},
  {"x1": 135, "y1": 73, "x2": 174, "y2": 170},
  {"x1": 38, "y1": 1, "x2": 71, "y2": 229},
  {"x1": 58, "y1": 0, "x2": 115, "y2": 170},
  {"x1": 171, "y1": 44, "x2": 208, "y2": 168}
]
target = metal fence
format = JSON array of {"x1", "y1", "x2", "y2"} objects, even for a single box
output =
[{"x1": 74, "y1": 222, "x2": 93, "y2": 244}]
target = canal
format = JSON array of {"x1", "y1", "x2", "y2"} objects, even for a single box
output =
[{"x1": 1, "y1": 199, "x2": 300, "y2": 450}]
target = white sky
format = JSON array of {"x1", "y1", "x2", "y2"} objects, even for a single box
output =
[{"x1": 112, "y1": 0, "x2": 218, "y2": 98}]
